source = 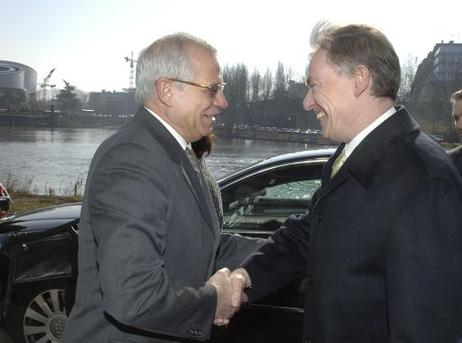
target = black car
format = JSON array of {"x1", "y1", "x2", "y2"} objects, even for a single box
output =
[{"x1": 0, "y1": 148, "x2": 334, "y2": 343}]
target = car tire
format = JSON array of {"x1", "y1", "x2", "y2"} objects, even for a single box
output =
[{"x1": 5, "y1": 279, "x2": 69, "y2": 343}]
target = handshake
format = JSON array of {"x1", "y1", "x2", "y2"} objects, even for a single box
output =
[{"x1": 206, "y1": 267, "x2": 251, "y2": 326}]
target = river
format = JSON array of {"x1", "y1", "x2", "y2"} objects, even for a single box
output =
[{"x1": 0, "y1": 126, "x2": 332, "y2": 195}]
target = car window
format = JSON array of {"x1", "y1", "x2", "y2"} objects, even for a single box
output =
[{"x1": 221, "y1": 162, "x2": 322, "y2": 234}]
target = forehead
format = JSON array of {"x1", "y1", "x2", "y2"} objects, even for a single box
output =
[
  {"x1": 454, "y1": 99, "x2": 462, "y2": 111},
  {"x1": 188, "y1": 47, "x2": 221, "y2": 80},
  {"x1": 308, "y1": 49, "x2": 324, "y2": 73},
  {"x1": 307, "y1": 49, "x2": 338, "y2": 81}
]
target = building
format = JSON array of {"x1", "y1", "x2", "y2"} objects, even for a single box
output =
[
  {"x1": 288, "y1": 80, "x2": 307, "y2": 99},
  {"x1": 88, "y1": 89, "x2": 137, "y2": 116},
  {"x1": 409, "y1": 41, "x2": 462, "y2": 126},
  {"x1": 0, "y1": 60, "x2": 37, "y2": 111}
]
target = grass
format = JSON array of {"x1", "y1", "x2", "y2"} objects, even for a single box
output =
[
  {"x1": 9, "y1": 191, "x2": 82, "y2": 214},
  {"x1": 2, "y1": 174, "x2": 83, "y2": 215}
]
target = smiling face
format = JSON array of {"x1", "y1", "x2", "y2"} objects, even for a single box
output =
[
  {"x1": 168, "y1": 47, "x2": 228, "y2": 143},
  {"x1": 303, "y1": 48, "x2": 357, "y2": 143}
]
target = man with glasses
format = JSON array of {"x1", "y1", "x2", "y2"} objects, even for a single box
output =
[{"x1": 62, "y1": 33, "x2": 261, "y2": 343}]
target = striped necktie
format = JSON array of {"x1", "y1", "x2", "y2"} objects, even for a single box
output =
[
  {"x1": 185, "y1": 147, "x2": 204, "y2": 184},
  {"x1": 331, "y1": 150, "x2": 347, "y2": 178}
]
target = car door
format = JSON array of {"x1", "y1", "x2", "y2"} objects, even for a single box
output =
[{"x1": 214, "y1": 159, "x2": 325, "y2": 342}]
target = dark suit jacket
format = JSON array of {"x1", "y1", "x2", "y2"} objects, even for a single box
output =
[
  {"x1": 62, "y1": 107, "x2": 262, "y2": 343},
  {"x1": 449, "y1": 144, "x2": 462, "y2": 177},
  {"x1": 243, "y1": 107, "x2": 462, "y2": 343}
]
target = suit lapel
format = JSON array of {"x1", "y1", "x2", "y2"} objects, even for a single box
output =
[
  {"x1": 135, "y1": 107, "x2": 216, "y2": 231},
  {"x1": 180, "y1": 160, "x2": 218, "y2": 235},
  {"x1": 318, "y1": 144, "x2": 346, "y2": 199}
]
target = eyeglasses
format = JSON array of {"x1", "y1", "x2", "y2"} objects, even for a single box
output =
[{"x1": 166, "y1": 78, "x2": 226, "y2": 98}]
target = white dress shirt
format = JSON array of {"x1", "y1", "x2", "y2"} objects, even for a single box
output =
[
  {"x1": 144, "y1": 106, "x2": 191, "y2": 150},
  {"x1": 342, "y1": 106, "x2": 396, "y2": 158}
]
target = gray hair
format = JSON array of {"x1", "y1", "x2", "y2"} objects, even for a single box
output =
[
  {"x1": 135, "y1": 32, "x2": 217, "y2": 104},
  {"x1": 310, "y1": 21, "x2": 401, "y2": 100}
]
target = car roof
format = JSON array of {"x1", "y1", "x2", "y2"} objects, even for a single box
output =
[
  {"x1": 218, "y1": 148, "x2": 335, "y2": 185},
  {"x1": 255, "y1": 148, "x2": 334, "y2": 165}
]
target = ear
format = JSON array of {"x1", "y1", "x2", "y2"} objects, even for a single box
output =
[
  {"x1": 353, "y1": 65, "x2": 370, "y2": 97},
  {"x1": 155, "y1": 79, "x2": 175, "y2": 107}
]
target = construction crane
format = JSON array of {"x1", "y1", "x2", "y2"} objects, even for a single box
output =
[
  {"x1": 124, "y1": 52, "x2": 137, "y2": 90},
  {"x1": 40, "y1": 68, "x2": 56, "y2": 101}
]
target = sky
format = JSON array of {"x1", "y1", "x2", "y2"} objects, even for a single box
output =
[{"x1": 2, "y1": 0, "x2": 461, "y2": 93}]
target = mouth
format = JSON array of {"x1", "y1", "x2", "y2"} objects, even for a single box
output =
[
  {"x1": 316, "y1": 111, "x2": 327, "y2": 125},
  {"x1": 203, "y1": 113, "x2": 217, "y2": 122}
]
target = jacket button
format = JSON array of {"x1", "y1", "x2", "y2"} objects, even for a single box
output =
[
  {"x1": 306, "y1": 274, "x2": 313, "y2": 285},
  {"x1": 189, "y1": 328, "x2": 202, "y2": 336}
]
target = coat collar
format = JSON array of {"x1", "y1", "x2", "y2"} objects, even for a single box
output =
[
  {"x1": 323, "y1": 106, "x2": 419, "y2": 193},
  {"x1": 134, "y1": 107, "x2": 185, "y2": 164},
  {"x1": 133, "y1": 107, "x2": 217, "y2": 233}
]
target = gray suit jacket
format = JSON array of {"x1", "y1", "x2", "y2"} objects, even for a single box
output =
[{"x1": 62, "y1": 107, "x2": 262, "y2": 343}]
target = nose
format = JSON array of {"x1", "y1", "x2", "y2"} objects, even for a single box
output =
[
  {"x1": 214, "y1": 91, "x2": 228, "y2": 110},
  {"x1": 303, "y1": 89, "x2": 315, "y2": 111}
]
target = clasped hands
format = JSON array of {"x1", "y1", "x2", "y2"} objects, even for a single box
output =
[{"x1": 206, "y1": 267, "x2": 251, "y2": 326}]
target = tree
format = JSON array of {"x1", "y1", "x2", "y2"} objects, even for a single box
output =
[
  {"x1": 397, "y1": 55, "x2": 418, "y2": 106},
  {"x1": 249, "y1": 69, "x2": 262, "y2": 103},
  {"x1": 222, "y1": 64, "x2": 249, "y2": 126},
  {"x1": 56, "y1": 80, "x2": 82, "y2": 114},
  {"x1": 261, "y1": 68, "x2": 273, "y2": 100},
  {"x1": 273, "y1": 62, "x2": 291, "y2": 99}
]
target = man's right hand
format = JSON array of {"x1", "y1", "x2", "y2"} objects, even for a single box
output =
[
  {"x1": 207, "y1": 267, "x2": 252, "y2": 326},
  {"x1": 206, "y1": 268, "x2": 237, "y2": 326}
]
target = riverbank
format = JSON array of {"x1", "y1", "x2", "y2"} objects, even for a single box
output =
[{"x1": 9, "y1": 191, "x2": 82, "y2": 215}]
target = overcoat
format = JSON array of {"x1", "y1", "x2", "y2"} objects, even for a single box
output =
[
  {"x1": 449, "y1": 144, "x2": 462, "y2": 177},
  {"x1": 243, "y1": 107, "x2": 462, "y2": 343}
]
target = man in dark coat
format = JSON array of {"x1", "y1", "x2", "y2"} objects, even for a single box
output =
[
  {"x1": 449, "y1": 89, "x2": 462, "y2": 175},
  {"x1": 227, "y1": 23, "x2": 462, "y2": 342}
]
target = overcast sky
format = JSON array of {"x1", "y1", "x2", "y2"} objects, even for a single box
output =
[{"x1": 2, "y1": 0, "x2": 461, "y2": 92}]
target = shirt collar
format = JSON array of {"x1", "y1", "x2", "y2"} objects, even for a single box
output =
[
  {"x1": 144, "y1": 106, "x2": 189, "y2": 150},
  {"x1": 343, "y1": 106, "x2": 396, "y2": 158}
]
